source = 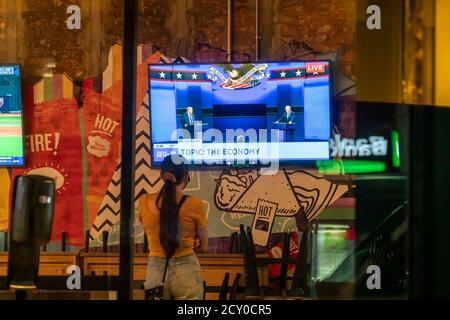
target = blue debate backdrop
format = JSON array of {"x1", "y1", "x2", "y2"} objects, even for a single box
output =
[{"x1": 149, "y1": 61, "x2": 331, "y2": 165}]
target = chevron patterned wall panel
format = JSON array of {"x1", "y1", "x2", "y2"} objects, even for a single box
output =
[{"x1": 89, "y1": 95, "x2": 162, "y2": 244}]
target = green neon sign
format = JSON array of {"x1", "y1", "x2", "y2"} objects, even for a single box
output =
[
  {"x1": 317, "y1": 160, "x2": 386, "y2": 174},
  {"x1": 391, "y1": 130, "x2": 400, "y2": 168}
]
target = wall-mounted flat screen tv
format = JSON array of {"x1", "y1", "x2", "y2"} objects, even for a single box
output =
[
  {"x1": 148, "y1": 60, "x2": 331, "y2": 167},
  {"x1": 0, "y1": 64, "x2": 24, "y2": 167}
]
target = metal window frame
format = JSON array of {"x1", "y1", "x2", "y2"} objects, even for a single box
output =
[{"x1": 118, "y1": 0, "x2": 138, "y2": 300}]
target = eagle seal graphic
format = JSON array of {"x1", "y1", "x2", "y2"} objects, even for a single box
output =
[{"x1": 209, "y1": 63, "x2": 268, "y2": 90}]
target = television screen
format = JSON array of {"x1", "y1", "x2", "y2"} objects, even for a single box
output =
[
  {"x1": 149, "y1": 61, "x2": 331, "y2": 167},
  {"x1": 0, "y1": 64, "x2": 24, "y2": 166}
]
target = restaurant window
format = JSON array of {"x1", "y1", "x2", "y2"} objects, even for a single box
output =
[
  {"x1": 0, "y1": 0, "x2": 449, "y2": 301},
  {"x1": 0, "y1": 0, "x2": 124, "y2": 298},
  {"x1": 134, "y1": 0, "x2": 412, "y2": 301}
]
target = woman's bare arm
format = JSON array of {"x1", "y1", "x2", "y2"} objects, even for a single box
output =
[{"x1": 195, "y1": 226, "x2": 208, "y2": 253}]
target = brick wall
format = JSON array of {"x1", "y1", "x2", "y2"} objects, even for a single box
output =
[
  {"x1": 21, "y1": 0, "x2": 84, "y2": 81},
  {"x1": 137, "y1": 0, "x2": 171, "y2": 50},
  {"x1": 269, "y1": 0, "x2": 356, "y2": 78},
  {"x1": 0, "y1": 0, "x2": 356, "y2": 82}
]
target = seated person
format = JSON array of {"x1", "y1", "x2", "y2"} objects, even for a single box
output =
[
  {"x1": 180, "y1": 106, "x2": 195, "y2": 138},
  {"x1": 275, "y1": 105, "x2": 295, "y2": 142}
]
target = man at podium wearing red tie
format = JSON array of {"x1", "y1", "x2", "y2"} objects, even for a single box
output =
[
  {"x1": 181, "y1": 106, "x2": 196, "y2": 139},
  {"x1": 275, "y1": 105, "x2": 296, "y2": 142}
]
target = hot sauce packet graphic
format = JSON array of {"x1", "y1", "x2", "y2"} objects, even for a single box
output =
[{"x1": 252, "y1": 199, "x2": 279, "y2": 246}]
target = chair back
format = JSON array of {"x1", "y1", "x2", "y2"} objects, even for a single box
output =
[
  {"x1": 218, "y1": 272, "x2": 230, "y2": 300},
  {"x1": 239, "y1": 224, "x2": 260, "y2": 296},
  {"x1": 229, "y1": 273, "x2": 241, "y2": 300}
]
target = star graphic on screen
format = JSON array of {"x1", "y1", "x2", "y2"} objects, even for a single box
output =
[
  {"x1": 207, "y1": 73, "x2": 212, "y2": 80},
  {"x1": 159, "y1": 72, "x2": 166, "y2": 79},
  {"x1": 295, "y1": 70, "x2": 303, "y2": 77},
  {"x1": 176, "y1": 72, "x2": 182, "y2": 79},
  {"x1": 266, "y1": 72, "x2": 271, "y2": 79},
  {"x1": 280, "y1": 71, "x2": 286, "y2": 78},
  {"x1": 192, "y1": 73, "x2": 198, "y2": 80}
]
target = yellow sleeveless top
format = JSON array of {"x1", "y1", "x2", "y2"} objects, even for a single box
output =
[{"x1": 138, "y1": 193, "x2": 207, "y2": 257}]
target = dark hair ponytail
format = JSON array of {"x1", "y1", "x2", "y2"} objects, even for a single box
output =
[{"x1": 157, "y1": 155, "x2": 189, "y2": 258}]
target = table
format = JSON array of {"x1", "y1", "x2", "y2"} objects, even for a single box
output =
[
  {"x1": 0, "y1": 252, "x2": 79, "y2": 276},
  {"x1": 0, "y1": 252, "x2": 269, "y2": 300}
]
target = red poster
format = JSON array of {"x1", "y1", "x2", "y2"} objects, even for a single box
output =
[
  {"x1": 10, "y1": 98, "x2": 84, "y2": 247},
  {"x1": 82, "y1": 90, "x2": 122, "y2": 229}
]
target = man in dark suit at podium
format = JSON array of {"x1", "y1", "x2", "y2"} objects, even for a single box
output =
[
  {"x1": 181, "y1": 106, "x2": 195, "y2": 138},
  {"x1": 275, "y1": 105, "x2": 296, "y2": 142}
]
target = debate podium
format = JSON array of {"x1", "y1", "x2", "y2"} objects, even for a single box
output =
[
  {"x1": 194, "y1": 121, "x2": 208, "y2": 140},
  {"x1": 272, "y1": 122, "x2": 296, "y2": 142},
  {"x1": 182, "y1": 121, "x2": 208, "y2": 140}
]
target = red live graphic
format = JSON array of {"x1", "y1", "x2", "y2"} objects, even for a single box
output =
[
  {"x1": 26, "y1": 133, "x2": 61, "y2": 155},
  {"x1": 306, "y1": 64, "x2": 326, "y2": 73}
]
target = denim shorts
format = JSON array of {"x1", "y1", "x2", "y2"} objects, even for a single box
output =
[{"x1": 144, "y1": 254, "x2": 204, "y2": 300}]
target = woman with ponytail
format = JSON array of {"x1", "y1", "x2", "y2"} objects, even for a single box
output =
[{"x1": 139, "y1": 154, "x2": 208, "y2": 300}]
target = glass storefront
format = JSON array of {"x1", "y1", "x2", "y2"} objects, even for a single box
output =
[{"x1": 0, "y1": 0, "x2": 449, "y2": 301}]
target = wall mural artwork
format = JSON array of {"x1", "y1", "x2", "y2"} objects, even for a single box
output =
[
  {"x1": 214, "y1": 169, "x2": 349, "y2": 246},
  {"x1": 89, "y1": 95, "x2": 163, "y2": 245},
  {"x1": 83, "y1": 44, "x2": 157, "y2": 232},
  {"x1": 82, "y1": 91, "x2": 122, "y2": 230},
  {"x1": 1, "y1": 43, "x2": 353, "y2": 253},
  {"x1": 10, "y1": 98, "x2": 85, "y2": 247}
]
